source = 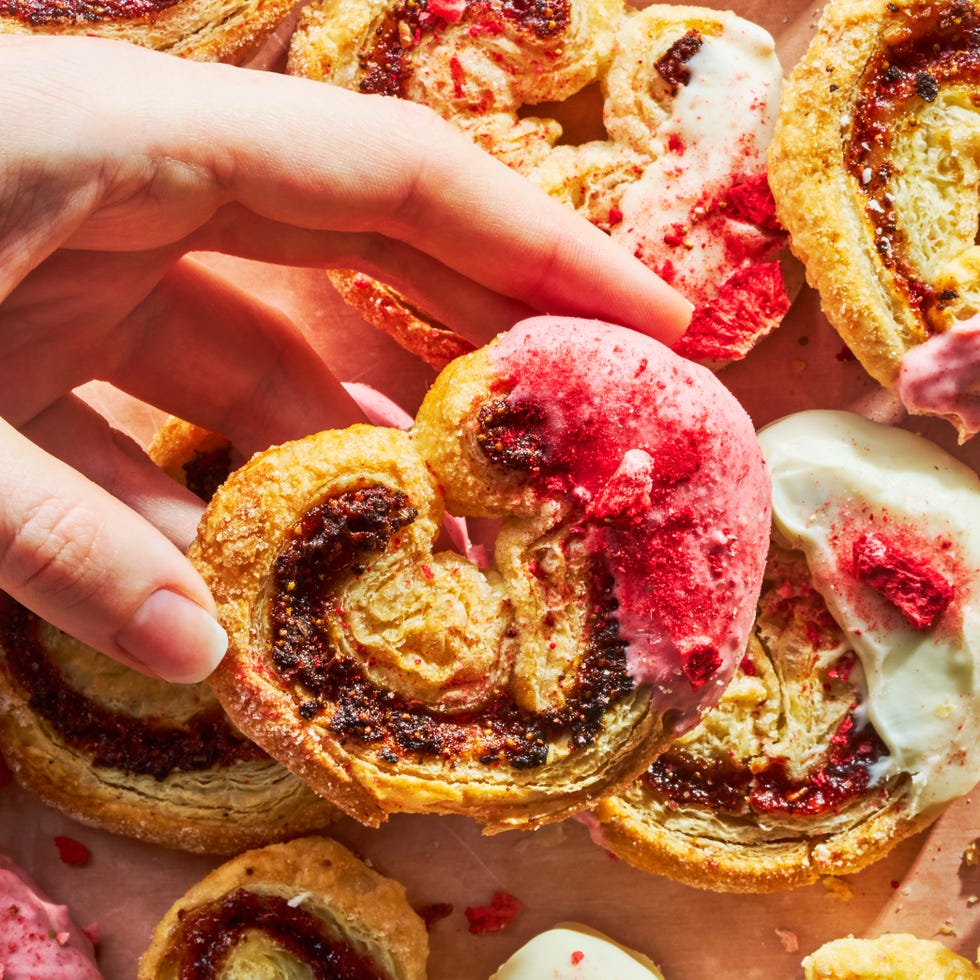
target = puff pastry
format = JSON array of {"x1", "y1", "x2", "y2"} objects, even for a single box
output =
[
  {"x1": 0, "y1": 0, "x2": 294, "y2": 62},
  {"x1": 138, "y1": 835, "x2": 428, "y2": 979},
  {"x1": 290, "y1": 1, "x2": 792, "y2": 368},
  {"x1": 593, "y1": 410, "x2": 980, "y2": 891},
  {"x1": 0, "y1": 418, "x2": 335, "y2": 855},
  {"x1": 192, "y1": 316, "x2": 771, "y2": 831},
  {"x1": 769, "y1": 0, "x2": 980, "y2": 438},
  {"x1": 802, "y1": 934, "x2": 980, "y2": 979}
]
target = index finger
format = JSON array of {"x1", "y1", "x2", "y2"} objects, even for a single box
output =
[{"x1": 29, "y1": 36, "x2": 692, "y2": 344}]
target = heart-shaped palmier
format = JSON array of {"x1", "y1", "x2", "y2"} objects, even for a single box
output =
[
  {"x1": 288, "y1": 1, "x2": 795, "y2": 368},
  {"x1": 593, "y1": 410, "x2": 980, "y2": 891},
  {"x1": 192, "y1": 316, "x2": 771, "y2": 830},
  {"x1": 770, "y1": 0, "x2": 980, "y2": 439}
]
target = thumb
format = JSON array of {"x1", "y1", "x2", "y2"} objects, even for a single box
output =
[{"x1": 0, "y1": 419, "x2": 226, "y2": 683}]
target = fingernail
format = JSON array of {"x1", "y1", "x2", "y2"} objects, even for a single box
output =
[{"x1": 116, "y1": 588, "x2": 228, "y2": 684}]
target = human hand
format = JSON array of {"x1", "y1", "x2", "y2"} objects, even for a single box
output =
[{"x1": 0, "y1": 33, "x2": 690, "y2": 684}]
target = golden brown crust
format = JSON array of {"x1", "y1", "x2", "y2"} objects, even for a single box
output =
[
  {"x1": 194, "y1": 419, "x2": 669, "y2": 830},
  {"x1": 0, "y1": 606, "x2": 337, "y2": 854},
  {"x1": 326, "y1": 270, "x2": 474, "y2": 371},
  {"x1": 289, "y1": 1, "x2": 792, "y2": 369},
  {"x1": 138, "y1": 836, "x2": 428, "y2": 979},
  {"x1": 802, "y1": 934, "x2": 980, "y2": 979},
  {"x1": 592, "y1": 542, "x2": 933, "y2": 893},
  {"x1": 0, "y1": 414, "x2": 336, "y2": 854},
  {"x1": 769, "y1": 0, "x2": 980, "y2": 398},
  {"x1": 0, "y1": 0, "x2": 296, "y2": 64},
  {"x1": 193, "y1": 316, "x2": 771, "y2": 832}
]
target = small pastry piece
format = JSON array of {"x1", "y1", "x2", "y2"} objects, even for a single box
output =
[
  {"x1": 490, "y1": 923, "x2": 666, "y2": 979},
  {"x1": 138, "y1": 836, "x2": 428, "y2": 979},
  {"x1": 0, "y1": 421, "x2": 336, "y2": 855},
  {"x1": 0, "y1": 0, "x2": 295, "y2": 63},
  {"x1": 769, "y1": 0, "x2": 980, "y2": 439},
  {"x1": 593, "y1": 410, "x2": 980, "y2": 891},
  {"x1": 0, "y1": 854, "x2": 103, "y2": 979},
  {"x1": 802, "y1": 933, "x2": 980, "y2": 979},
  {"x1": 193, "y1": 316, "x2": 771, "y2": 830},
  {"x1": 290, "y1": 1, "x2": 792, "y2": 369}
]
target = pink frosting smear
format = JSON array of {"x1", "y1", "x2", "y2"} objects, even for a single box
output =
[
  {"x1": 488, "y1": 317, "x2": 771, "y2": 731},
  {"x1": 0, "y1": 855, "x2": 102, "y2": 980},
  {"x1": 897, "y1": 315, "x2": 980, "y2": 439}
]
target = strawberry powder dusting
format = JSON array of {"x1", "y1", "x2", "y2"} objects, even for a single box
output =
[
  {"x1": 488, "y1": 317, "x2": 770, "y2": 731},
  {"x1": 0, "y1": 855, "x2": 102, "y2": 979}
]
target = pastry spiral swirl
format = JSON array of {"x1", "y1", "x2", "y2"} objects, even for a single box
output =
[
  {"x1": 192, "y1": 317, "x2": 770, "y2": 830},
  {"x1": 770, "y1": 0, "x2": 980, "y2": 437},
  {"x1": 138, "y1": 836, "x2": 428, "y2": 980}
]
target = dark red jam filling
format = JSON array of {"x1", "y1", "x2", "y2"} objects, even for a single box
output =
[
  {"x1": 644, "y1": 710, "x2": 888, "y2": 817},
  {"x1": 642, "y1": 541, "x2": 894, "y2": 818},
  {"x1": 0, "y1": 595, "x2": 263, "y2": 780},
  {"x1": 476, "y1": 398, "x2": 550, "y2": 473},
  {"x1": 357, "y1": 0, "x2": 571, "y2": 98},
  {"x1": 182, "y1": 443, "x2": 235, "y2": 503},
  {"x1": 270, "y1": 484, "x2": 634, "y2": 769},
  {"x1": 655, "y1": 29, "x2": 703, "y2": 90},
  {"x1": 174, "y1": 889, "x2": 382, "y2": 980},
  {"x1": 845, "y1": 0, "x2": 980, "y2": 321},
  {"x1": 0, "y1": 0, "x2": 179, "y2": 26},
  {"x1": 852, "y1": 531, "x2": 954, "y2": 629}
]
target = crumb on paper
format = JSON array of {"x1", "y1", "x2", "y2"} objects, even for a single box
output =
[
  {"x1": 775, "y1": 928, "x2": 799, "y2": 953},
  {"x1": 53, "y1": 836, "x2": 90, "y2": 867},
  {"x1": 821, "y1": 876, "x2": 853, "y2": 901},
  {"x1": 967, "y1": 895, "x2": 978, "y2": 907},
  {"x1": 962, "y1": 840, "x2": 980, "y2": 869},
  {"x1": 464, "y1": 891, "x2": 522, "y2": 935},
  {"x1": 938, "y1": 919, "x2": 957, "y2": 937}
]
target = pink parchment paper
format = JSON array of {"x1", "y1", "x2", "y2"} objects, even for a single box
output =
[{"x1": 5, "y1": 2, "x2": 980, "y2": 978}]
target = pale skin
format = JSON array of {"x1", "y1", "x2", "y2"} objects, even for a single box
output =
[{"x1": 0, "y1": 33, "x2": 691, "y2": 685}]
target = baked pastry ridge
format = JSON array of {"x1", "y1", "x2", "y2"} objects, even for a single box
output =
[
  {"x1": 0, "y1": 0, "x2": 297, "y2": 62},
  {"x1": 289, "y1": 1, "x2": 794, "y2": 368},
  {"x1": 592, "y1": 410, "x2": 980, "y2": 891},
  {"x1": 193, "y1": 316, "x2": 771, "y2": 830},
  {"x1": 769, "y1": 0, "x2": 980, "y2": 438}
]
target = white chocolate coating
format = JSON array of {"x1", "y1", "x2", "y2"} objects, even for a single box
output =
[
  {"x1": 490, "y1": 923, "x2": 665, "y2": 980},
  {"x1": 612, "y1": 10, "x2": 784, "y2": 306},
  {"x1": 758, "y1": 410, "x2": 980, "y2": 812}
]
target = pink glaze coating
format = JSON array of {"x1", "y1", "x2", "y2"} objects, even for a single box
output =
[
  {"x1": 488, "y1": 317, "x2": 771, "y2": 730},
  {"x1": 897, "y1": 316, "x2": 980, "y2": 439},
  {"x1": 0, "y1": 855, "x2": 102, "y2": 979}
]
